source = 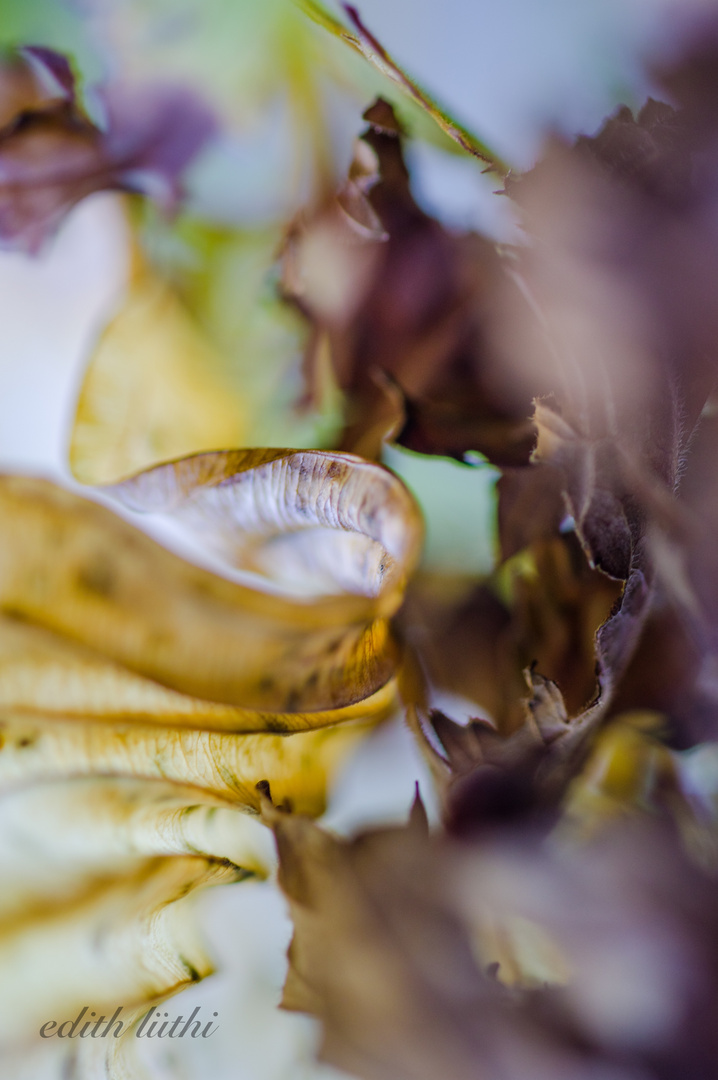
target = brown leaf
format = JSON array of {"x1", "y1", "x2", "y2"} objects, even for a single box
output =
[
  {"x1": 0, "y1": 48, "x2": 215, "y2": 252},
  {"x1": 497, "y1": 463, "x2": 566, "y2": 562},
  {"x1": 269, "y1": 797, "x2": 718, "y2": 1080},
  {"x1": 399, "y1": 533, "x2": 620, "y2": 801},
  {"x1": 284, "y1": 100, "x2": 532, "y2": 465}
]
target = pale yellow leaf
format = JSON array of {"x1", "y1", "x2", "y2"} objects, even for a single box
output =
[
  {"x1": 0, "y1": 711, "x2": 373, "y2": 812},
  {"x1": 69, "y1": 271, "x2": 246, "y2": 485},
  {"x1": 0, "y1": 474, "x2": 418, "y2": 712},
  {"x1": 0, "y1": 855, "x2": 238, "y2": 1051},
  {"x1": 0, "y1": 614, "x2": 395, "y2": 733}
]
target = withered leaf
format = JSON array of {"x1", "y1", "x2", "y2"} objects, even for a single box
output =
[
  {"x1": 0, "y1": 777, "x2": 273, "y2": 917},
  {"x1": 0, "y1": 855, "x2": 240, "y2": 1049},
  {"x1": 0, "y1": 47, "x2": 215, "y2": 252},
  {"x1": 0, "y1": 711, "x2": 372, "y2": 813},
  {"x1": 0, "y1": 447, "x2": 421, "y2": 1064},
  {"x1": 69, "y1": 264, "x2": 247, "y2": 486},
  {"x1": 269, "y1": 797, "x2": 718, "y2": 1080},
  {"x1": 284, "y1": 99, "x2": 533, "y2": 467},
  {"x1": 106, "y1": 447, "x2": 422, "y2": 607},
  {"x1": 0, "y1": 613, "x2": 394, "y2": 734},
  {"x1": 0, "y1": 467, "x2": 420, "y2": 712},
  {"x1": 496, "y1": 463, "x2": 566, "y2": 562},
  {"x1": 399, "y1": 533, "x2": 621, "y2": 825},
  {"x1": 417, "y1": 29, "x2": 718, "y2": 813}
]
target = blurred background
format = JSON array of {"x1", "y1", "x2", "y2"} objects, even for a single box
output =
[{"x1": 0, "y1": 0, "x2": 713, "y2": 1077}]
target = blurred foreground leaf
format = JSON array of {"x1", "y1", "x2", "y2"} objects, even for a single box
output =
[
  {"x1": 268, "y1": 796, "x2": 718, "y2": 1080},
  {"x1": 70, "y1": 262, "x2": 247, "y2": 485},
  {"x1": 0, "y1": 46, "x2": 215, "y2": 252}
]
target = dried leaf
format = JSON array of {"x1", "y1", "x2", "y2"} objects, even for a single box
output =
[
  {"x1": 0, "y1": 47, "x2": 216, "y2": 251},
  {"x1": 294, "y1": 0, "x2": 507, "y2": 170},
  {"x1": 269, "y1": 799, "x2": 718, "y2": 1080},
  {"x1": 284, "y1": 101, "x2": 529, "y2": 466},
  {"x1": 0, "y1": 777, "x2": 273, "y2": 919},
  {"x1": 0, "y1": 614, "x2": 394, "y2": 733},
  {"x1": 0, "y1": 711, "x2": 373, "y2": 813},
  {"x1": 398, "y1": 533, "x2": 621, "y2": 826},
  {"x1": 69, "y1": 267, "x2": 247, "y2": 486},
  {"x1": 411, "y1": 33, "x2": 718, "y2": 819},
  {"x1": 107, "y1": 446, "x2": 423, "y2": 604},
  {"x1": 497, "y1": 464, "x2": 566, "y2": 562},
  {"x1": 0, "y1": 470, "x2": 420, "y2": 712},
  {"x1": 0, "y1": 445, "x2": 420, "y2": 1060},
  {"x1": 0, "y1": 855, "x2": 239, "y2": 1053}
]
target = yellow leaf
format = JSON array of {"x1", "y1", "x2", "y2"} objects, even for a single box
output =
[
  {"x1": 0, "y1": 470, "x2": 419, "y2": 712},
  {"x1": 69, "y1": 270, "x2": 246, "y2": 485},
  {"x1": 0, "y1": 711, "x2": 373, "y2": 813},
  {"x1": 0, "y1": 777, "x2": 274, "y2": 922},
  {"x1": 0, "y1": 449, "x2": 421, "y2": 1058},
  {"x1": 108, "y1": 447, "x2": 423, "y2": 602},
  {"x1": 0, "y1": 614, "x2": 395, "y2": 732},
  {"x1": 0, "y1": 855, "x2": 238, "y2": 1051}
]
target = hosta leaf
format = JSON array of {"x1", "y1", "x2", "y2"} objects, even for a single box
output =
[
  {"x1": 69, "y1": 267, "x2": 247, "y2": 486},
  {"x1": 0, "y1": 448, "x2": 420, "y2": 1063},
  {"x1": 0, "y1": 777, "x2": 273, "y2": 921},
  {"x1": 108, "y1": 447, "x2": 422, "y2": 602},
  {"x1": 0, "y1": 712, "x2": 373, "y2": 813},
  {"x1": 0, "y1": 614, "x2": 394, "y2": 732},
  {"x1": 0, "y1": 854, "x2": 239, "y2": 1051},
  {"x1": 0, "y1": 471, "x2": 419, "y2": 712}
]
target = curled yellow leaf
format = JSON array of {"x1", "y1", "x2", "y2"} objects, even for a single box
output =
[
  {"x1": 0, "y1": 446, "x2": 420, "y2": 1063},
  {"x1": 0, "y1": 712, "x2": 372, "y2": 813},
  {"x1": 108, "y1": 447, "x2": 423, "y2": 603},
  {"x1": 0, "y1": 614, "x2": 395, "y2": 733},
  {"x1": 0, "y1": 467, "x2": 420, "y2": 712}
]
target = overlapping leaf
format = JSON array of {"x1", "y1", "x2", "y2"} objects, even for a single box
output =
[
  {"x1": 283, "y1": 99, "x2": 532, "y2": 466},
  {"x1": 0, "y1": 46, "x2": 216, "y2": 252},
  {"x1": 0, "y1": 447, "x2": 421, "y2": 1070},
  {"x1": 69, "y1": 262, "x2": 247, "y2": 486},
  {"x1": 267, "y1": 792, "x2": 718, "y2": 1080}
]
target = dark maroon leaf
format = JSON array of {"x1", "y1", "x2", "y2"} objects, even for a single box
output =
[{"x1": 0, "y1": 47, "x2": 216, "y2": 252}]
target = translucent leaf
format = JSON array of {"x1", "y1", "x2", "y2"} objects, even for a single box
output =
[
  {"x1": 69, "y1": 267, "x2": 247, "y2": 486},
  {"x1": 0, "y1": 447, "x2": 420, "y2": 1061},
  {"x1": 0, "y1": 471, "x2": 420, "y2": 712},
  {"x1": 0, "y1": 854, "x2": 238, "y2": 1056},
  {"x1": 0, "y1": 711, "x2": 375, "y2": 813},
  {"x1": 0, "y1": 614, "x2": 394, "y2": 733}
]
